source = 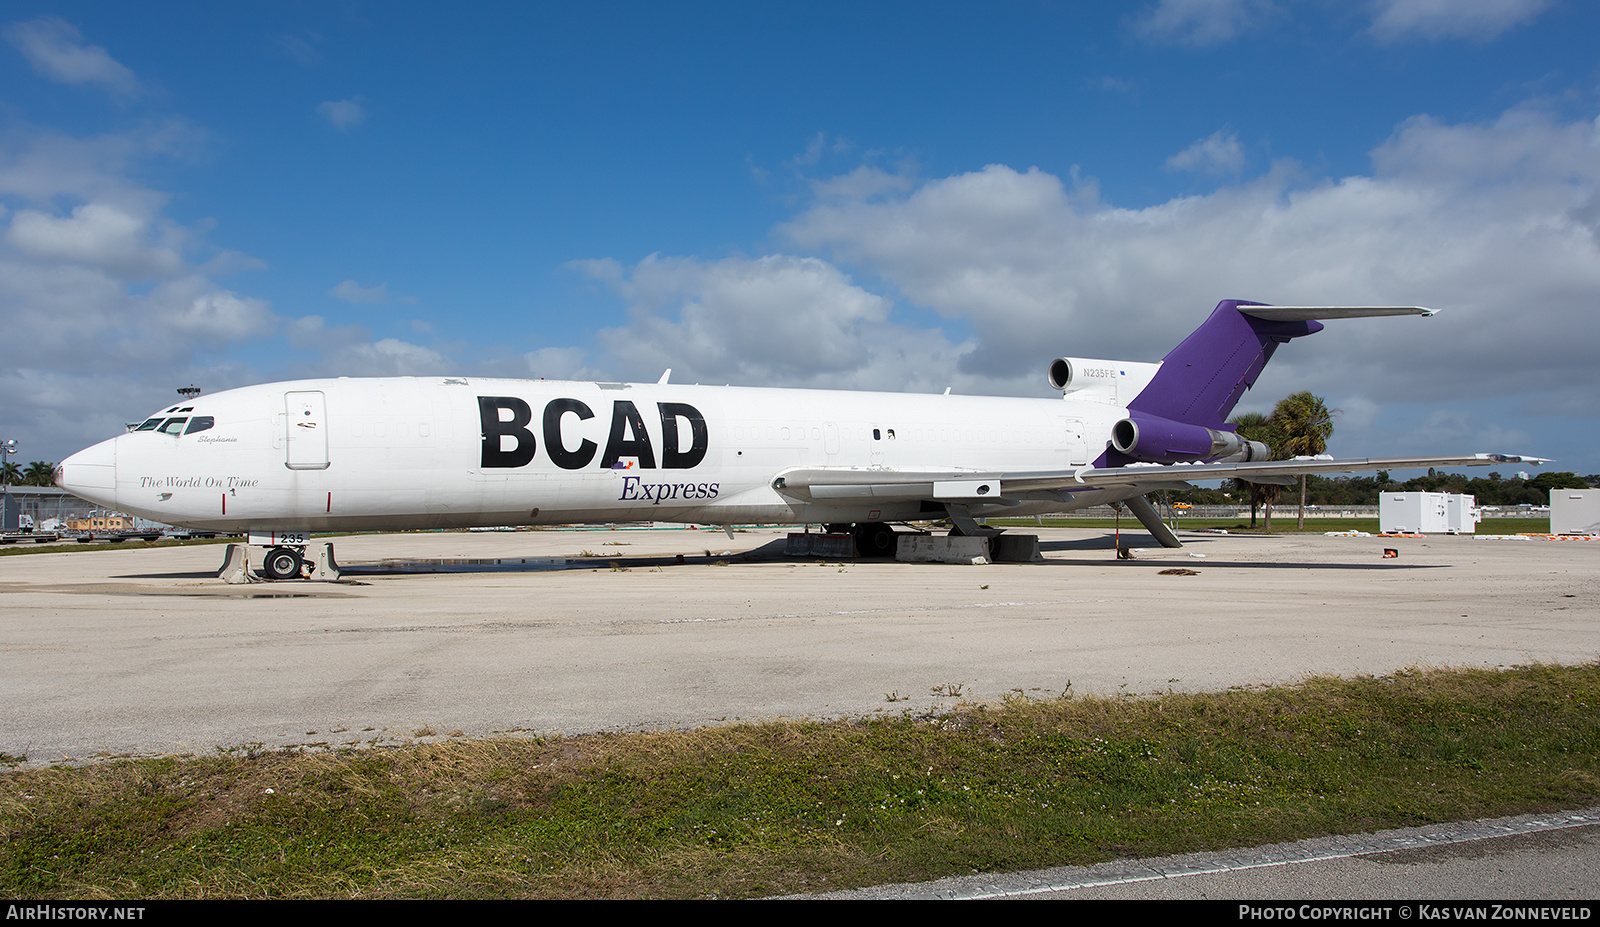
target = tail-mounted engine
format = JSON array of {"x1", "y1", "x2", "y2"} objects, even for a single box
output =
[
  {"x1": 1110, "y1": 412, "x2": 1270, "y2": 464},
  {"x1": 1047, "y1": 357, "x2": 1161, "y2": 403}
]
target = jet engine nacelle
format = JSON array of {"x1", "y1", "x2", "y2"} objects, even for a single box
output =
[
  {"x1": 1047, "y1": 356, "x2": 1123, "y2": 391},
  {"x1": 1110, "y1": 412, "x2": 1270, "y2": 464},
  {"x1": 1047, "y1": 356, "x2": 1161, "y2": 402}
]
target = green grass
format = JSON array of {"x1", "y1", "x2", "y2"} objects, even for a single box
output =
[{"x1": 3, "y1": 664, "x2": 1597, "y2": 899}]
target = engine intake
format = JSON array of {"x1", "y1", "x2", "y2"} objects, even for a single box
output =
[{"x1": 1047, "y1": 357, "x2": 1119, "y2": 391}]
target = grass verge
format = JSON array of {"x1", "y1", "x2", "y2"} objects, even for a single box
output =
[{"x1": 3, "y1": 663, "x2": 1597, "y2": 898}]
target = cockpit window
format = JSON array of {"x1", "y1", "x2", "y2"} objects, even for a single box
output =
[
  {"x1": 135, "y1": 418, "x2": 163, "y2": 431},
  {"x1": 158, "y1": 417, "x2": 188, "y2": 436},
  {"x1": 184, "y1": 416, "x2": 214, "y2": 435}
]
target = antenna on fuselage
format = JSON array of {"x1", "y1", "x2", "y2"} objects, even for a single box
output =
[{"x1": 176, "y1": 385, "x2": 202, "y2": 399}]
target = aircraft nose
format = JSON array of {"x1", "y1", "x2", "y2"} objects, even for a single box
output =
[{"x1": 57, "y1": 437, "x2": 119, "y2": 506}]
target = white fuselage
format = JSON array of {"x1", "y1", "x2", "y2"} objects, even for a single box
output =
[{"x1": 58, "y1": 376, "x2": 1137, "y2": 532}]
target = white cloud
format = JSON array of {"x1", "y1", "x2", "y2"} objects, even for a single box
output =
[
  {"x1": 0, "y1": 120, "x2": 203, "y2": 205},
  {"x1": 1412, "y1": 409, "x2": 1531, "y2": 451},
  {"x1": 1332, "y1": 396, "x2": 1380, "y2": 432},
  {"x1": 283, "y1": 315, "x2": 451, "y2": 378},
  {"x1": 0, "y1": 119, "x2": 287, "y2": 459},
  {"x1": 331, "y1": 280, "x2": 390, "y2": 304},
  {"x1": 1132, "y1": 0, "x2": 1278, "y2": 46},
  {"x1": 809, "y1": 165, "x2": 916, "y2": 201},
  {"x1": 5, "y1": 202, "x2": 183, "y2": 278},
  {"x1": 331, "y1": 338, "x2": 448, "y2": 377},
  {"x1": 576, "y1": 253, "x2": 982, "y2": 393},
  {"x1": 318, "y1": 98, "x2": 366, "y2": 129},
  {"x1": 5, "y1": 16, "x2": 141, "y2": 97},
  {"x1": 1166, "y1": 129, "x2": 1245, "y2": 176},
  {"x1": 0, "y1": 28, "x2": 428, "y2": 461},
  {"x1": 1368, "y1": 0, "x2": 1550, "y2": 43},
  {"x1": 149, "y1": 276, "x2": 275, "y2": 342},
  {"x1": 279, "y1": 33, "x2": 322, "y2": 67},
  {"x1": 588, "y1": 254, "x2": 890, "y2": 380},
  {"x1": 775, "y1": 103, "x2": 1600, "y2": 438},
  {"x1": 790, "y1": 132, "x2": 851, "y2": 167},
  {"x1": 522, "y1": 346, "x2": 600, "y2": 382}
]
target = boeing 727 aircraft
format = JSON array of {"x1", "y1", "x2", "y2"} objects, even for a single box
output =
[{"x1": 55, "y1": 299, "x2": 1541, "y2": 578}]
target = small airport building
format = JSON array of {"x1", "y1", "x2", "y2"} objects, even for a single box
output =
[{"x1": 0, "y1": 485, "x2": 99, "y2": 532}]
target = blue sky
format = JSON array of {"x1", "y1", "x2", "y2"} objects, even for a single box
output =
[{"x1": 2, "y1": 0, "x2": 1597, "y2": 475}]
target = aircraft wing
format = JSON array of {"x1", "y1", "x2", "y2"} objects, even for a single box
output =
[{"x1": 770, "y1": 454, "x2": 1548, "y2": 503}]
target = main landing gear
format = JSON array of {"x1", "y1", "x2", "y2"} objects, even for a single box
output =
[{"x1": 827, "y1": 521, "x2": 898, "y2": 559}]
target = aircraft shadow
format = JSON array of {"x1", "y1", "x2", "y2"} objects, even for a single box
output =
[
  {"x1": 112, "y1": 571, "x2": 231, "y2": 580},
  {"x1": 106, "y1": 536, "x2": 1443, "y2": 578},
  {"x1": 1039, "y1": 558, "x2": 1445, "y2": 571}
]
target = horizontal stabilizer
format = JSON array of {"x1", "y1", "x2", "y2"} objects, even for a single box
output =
[{"x1": 1238, "y1": 306, "x2": 1436, "y2": 321}]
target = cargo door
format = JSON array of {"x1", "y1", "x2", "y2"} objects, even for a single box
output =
[
  {"x1": 1059, "y1": 417, "x2": 1089, "y2": 466},
  {"x1": 285, "y1": 390, "x2": 330, "y2": 470}
]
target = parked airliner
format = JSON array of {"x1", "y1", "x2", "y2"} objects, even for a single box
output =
[{"x1": 55, "y1": 299, "x2": 1541, "y2": 578}]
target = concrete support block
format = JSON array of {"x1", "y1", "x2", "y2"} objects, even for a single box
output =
[
  {"x1": 217, "y1": 543, "x2": 255, "y2": 584},
  {"x1": 990, "y1": 533, "x2": 1043, "y2": 563},
  {"x1": 313, "y1": 542, "x2": 341, "y2": 580},
  {"x1": 896, "y1": 534, "x2": 990, "y2": 564}
]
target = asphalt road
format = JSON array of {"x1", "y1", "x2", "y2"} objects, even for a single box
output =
[{"x1": 807, "y1": 809, "x2": 1600, "y2": 900}]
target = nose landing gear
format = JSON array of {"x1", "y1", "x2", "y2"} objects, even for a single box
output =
[{"x1": 261, "y1": 545, "x2": 304, "y2": 580}]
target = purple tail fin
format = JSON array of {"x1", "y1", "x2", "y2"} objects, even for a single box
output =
[{"x1": 1128, "y1": 299, "x2": 1322, "y2": 429}]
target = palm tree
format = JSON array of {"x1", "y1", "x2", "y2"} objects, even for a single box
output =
[
  {"x1": 0, "y1": 462, "x2": 18, "y2": 488},
  {"x1": 23, "y1": 461, "x2": 55, "y2": 487},
  {"x1": 1227, "y1": 411, "x2": 1278, "y2": 528},
  {"x1": 1270, "y1": 392, "x2": 1337, "y2": 529}
]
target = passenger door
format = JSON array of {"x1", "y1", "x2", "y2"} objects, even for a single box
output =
[{"x1": 285, "y1": 390, "x2": 330, "y2": 470}]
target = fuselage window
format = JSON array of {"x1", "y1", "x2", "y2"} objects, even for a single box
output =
[
  {"x1": 184, "y1": 416, "x2": 215, "y2": 435},
  {"x1": 135, "y1": 418, "x2": 163, "y2": 432},
  {"x1": 158, "y1": 417, "x2": 188, "y2": 436}
]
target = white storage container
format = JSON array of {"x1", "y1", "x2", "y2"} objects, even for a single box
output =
[
  {"x1": 1380, "y1": 492, "x2": 1477, "y2": 534},
  {"x1": 1550, "y1": 489, "x2": 1600, "y2": 535}
]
